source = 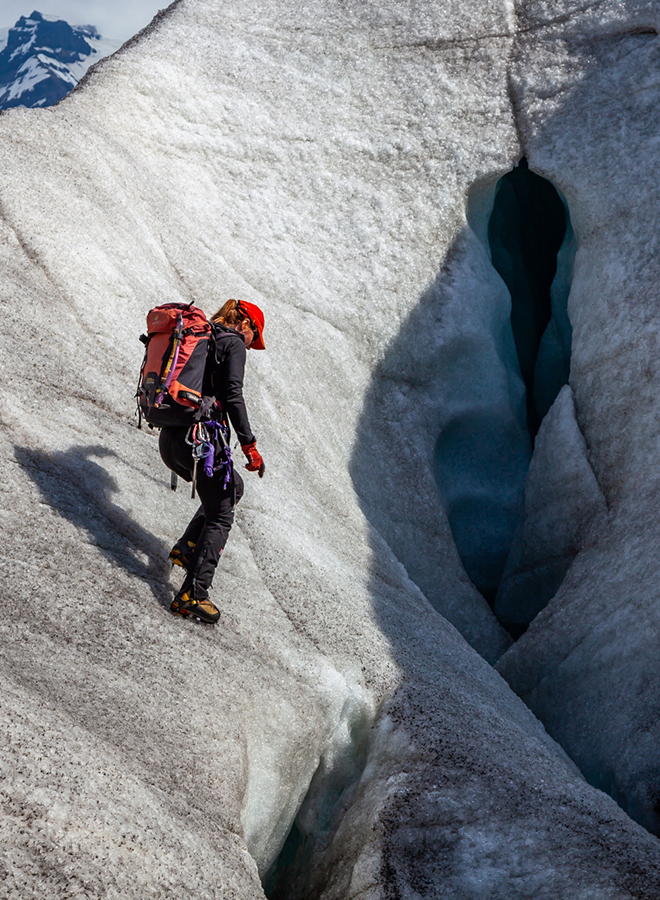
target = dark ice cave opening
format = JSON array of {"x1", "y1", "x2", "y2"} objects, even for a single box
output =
[
  {"x1": 488, "y1": 158, "x2": 571, "y2": 441},
  {"x1": 436, "y1": 159, "x2": 574, "y2": 615},
  {"x1": 262, "y1": 701, "x2": 371, "y2": 900}
]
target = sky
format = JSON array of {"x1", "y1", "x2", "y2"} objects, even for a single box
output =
[{"x1": 0, "y1": 1, "x2": 171, "y2": 41}]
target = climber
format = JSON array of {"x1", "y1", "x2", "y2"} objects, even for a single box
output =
[{"x1": 159, "y1": 299, "x2": 266, "y2": 623}]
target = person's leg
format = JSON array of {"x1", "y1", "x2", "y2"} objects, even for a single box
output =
[
  {"x1": 158, "y1": 427, "x2": 193, "y2": 482},
  {"x1": 169, "y1": 505, "x2": 205, "y2": 569},
  {"x1": 179, "y1": 469, "x2": 244, "y2": 598},
  {"x1": 159, "y1": 428, "x2": 206, "y2": 565},
  {"x1": 178, "y1": 507, "x2": 205, "y2": 545}
]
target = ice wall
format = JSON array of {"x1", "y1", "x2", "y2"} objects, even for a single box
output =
[
  {"x1": 0, "y1": 0, "x2": 660, "y2": 896},
  {"x1": 494, "y1": 385, "x2": 607, "y2": 635},
  {"x1": 497, "y1": 0, "x2": 660, "y2": 835},
  {"x1": 431, "y1": 161, "x2": 575, "y2": 607}
]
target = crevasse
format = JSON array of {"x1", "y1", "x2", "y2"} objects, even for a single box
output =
[{"x1": 435, "y1": 159, "x2": 575, "y2": 619}]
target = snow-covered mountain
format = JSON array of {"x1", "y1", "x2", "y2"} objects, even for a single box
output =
[{"x1": 0, "y1": 10, "x2": 120, "y2": 110}]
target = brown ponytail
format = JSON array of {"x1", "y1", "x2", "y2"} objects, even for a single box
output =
[{"x1": 211, "y1": 299, "x2": 250, "y2": 328}]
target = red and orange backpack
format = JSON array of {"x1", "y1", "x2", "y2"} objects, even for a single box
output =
[{"x1": 136, "y1": 302, "x2": 212, "y2": 428}]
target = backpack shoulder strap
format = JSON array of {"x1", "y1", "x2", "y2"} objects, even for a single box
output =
[{"x1": 200, "y1": 324, "x2": 219, "y2": 400}]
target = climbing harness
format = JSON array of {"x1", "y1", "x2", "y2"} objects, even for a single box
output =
[{"x1": 186, "y1": 420, "x2": 233, "y2": 499}]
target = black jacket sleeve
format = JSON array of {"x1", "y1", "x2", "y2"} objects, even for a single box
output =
[{"x1": 212, "y1": 327, "x2": 256, "y2": 446}]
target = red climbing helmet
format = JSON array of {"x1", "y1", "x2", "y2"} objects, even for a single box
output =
[{"x1": 235, "y1": 300, "x2": 266, "y2": 350}]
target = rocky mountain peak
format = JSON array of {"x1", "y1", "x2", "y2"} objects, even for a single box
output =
[{"x1": 0, "y1": 10, "x2": 117, "y2": 110}]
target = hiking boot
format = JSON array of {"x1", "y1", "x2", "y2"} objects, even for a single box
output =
[
  {"x1": 171, "y1": 591, "x2": 220, "y2": 624},
  {"x1": 169, "y1": 541, "x2": 196, "y2": 571}
]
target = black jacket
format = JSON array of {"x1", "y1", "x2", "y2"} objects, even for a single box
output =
[{"x1": 207, "y1": 324, "x2": 256, "y2": 446}]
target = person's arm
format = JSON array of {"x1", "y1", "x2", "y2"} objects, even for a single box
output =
[{"x1": 221, "y1": 334, "x2": 256, "y2": 446}]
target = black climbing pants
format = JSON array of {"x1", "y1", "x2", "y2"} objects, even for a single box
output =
[{"x1": 159, "y1": 426, "x2": 244, "y2": 598}]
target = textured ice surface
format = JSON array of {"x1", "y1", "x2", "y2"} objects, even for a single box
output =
[
  {"x1": 427, "y1": 224, "x2": 530, "y2": 605},
  {"x1": 497, "y1": 0, "x2": 660, "y2": 837},
  {"x1": 0, "y1": 0, "x2": 660, "y2": 896},
  {"x1": 495, "y1": 385, "x2": 607, "y2": 632}
]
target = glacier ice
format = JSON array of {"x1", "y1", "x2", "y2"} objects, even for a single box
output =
[
  {"x1": 494, "y1": 385, "x2": 607, "y2": 635},
  {"x1": 352, "y1": 222, "x2": 519, "y2": 654},
  {"x1": 0, "y1": 0, "x2": 660, "y2": 896},
  {"x1": 496, "y1": 5, "x2": 660, "y2": 838},
  {"x1": 432, "y1": 160, "x2": 575, "y2": 606}
]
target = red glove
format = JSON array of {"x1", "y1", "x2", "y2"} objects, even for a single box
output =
[{"x1": 242, "y1": 442, "x2": 265, "y2": 477}]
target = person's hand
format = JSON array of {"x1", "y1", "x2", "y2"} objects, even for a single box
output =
[{"x1": 242, "y1": 442, "x2": 265, "y2": 477}]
